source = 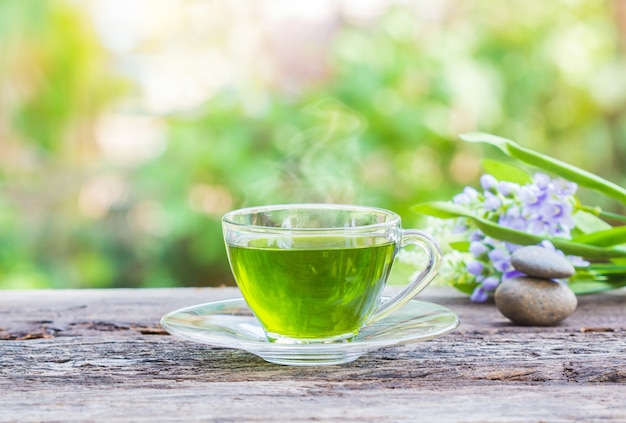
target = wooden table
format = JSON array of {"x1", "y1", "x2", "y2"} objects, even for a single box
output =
[{"x1": 1, "y1": 287, "x2": 625, "y2": 422}]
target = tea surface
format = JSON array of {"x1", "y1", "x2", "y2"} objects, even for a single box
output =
[{"x1": 227, "y1": 238, "x2": 395, "y2": 341}]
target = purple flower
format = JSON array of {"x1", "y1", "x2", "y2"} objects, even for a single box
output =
[
  {"x1": 504, "y1": 269, "x2": 525, "y2": 279},
  {"x1": 470, "y1": 286, "x2": 489, "y2": 302},
  {"x1": 539, "y1": 200, "x2": 575, "y2": 232},
  {"x1": 488, "y1": 249, "x2": 512, "y2": 273},
  {"x1": 528, "y1": 217, "x2": 557, "y2": 236},
  {"x1": 469, "y1": 230, "x2": 484, "y2": 242},
  {"x1": 482, "y1": 276, "x2": 500, "y2": 291},
  {"x1": 483, "y1": 192, "x2": 501, "y2": 211},
  {"x1": 553, "y1": 178, "x2": 578, "y2": 196},
  {"x1": 533, "y1": 173, "x2": 551, "y2": 189},
  {"x1": 469, "y1": 241, "x2": 488, "y2": 257},
  {"x1": 554, "y1": 226, "x2": 572, "y2": 238},
  {"x1": 453, "y1": 187, "x2": 479, "y2": 205},
  {"x1": 540, "y1": 199, "x2": 571, "y2": 220},
  {"x1": 505, "y1": 242, "x2": 523, "y2": 253},
  {"x1": 480, "y1": 174, "x2": 498, "y2": 191},
  {"x1": 488, "y1": 249, "x2": 507, "y2": 262},
  {"x1": 519, "y1": 185, "x2": 547, "y2": 210},
  {"x1": 569, "y1": 256, "x2": 590, "y2": 267},
  {"x1": 482, "y1": 236, "x2": 499, "y2": 247},
  {"x1": 466, "y1": 261, "x2": 484, "y2": 275},
  {"x1": 498, "y1": 207, "x2": 527, "y2": 231},
  {"x1": 498, "y1": 181, "x2": 519, "y2": 197}
]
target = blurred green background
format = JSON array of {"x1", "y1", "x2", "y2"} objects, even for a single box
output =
[{"x1": 1, "y1": 0, "x2": 625, "y2": 289}]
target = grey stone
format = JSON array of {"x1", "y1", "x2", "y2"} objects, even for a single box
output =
[
  {"x1": 510, "y1": 246, "x2": 575, "y2": 279},
  {"x1": 494, "y1": 277, "x2": 577, "y2": 326}
]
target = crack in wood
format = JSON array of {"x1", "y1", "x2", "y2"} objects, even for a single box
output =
[
  {"x1": 0, "y1": 326, "x2": 61, "y2": 340},
  {"x1": 0, "y1": 322, "x2": 168, "y2": 340},
  {"x1": 580, "y1": 327, "x2": 616, "y2": 333},
  {"x1": 563, "y1": 363, "x2": 580, "y2": 382},
  {"x1": 484, "y1": 369, "x2": 548, "y2": 382}
]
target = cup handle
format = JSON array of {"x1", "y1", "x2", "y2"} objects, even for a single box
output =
[{"x1": 367, "y1": 229, "x2": 442, "y2": 324}]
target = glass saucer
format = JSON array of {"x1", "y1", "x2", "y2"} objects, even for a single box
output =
[{"x1": 160, "y1": 298, "x2": 459, "y2": 366}]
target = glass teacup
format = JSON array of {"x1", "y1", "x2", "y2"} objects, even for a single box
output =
[{"x1": 222, "y1": 204, "x2": 442, "y2": 344}]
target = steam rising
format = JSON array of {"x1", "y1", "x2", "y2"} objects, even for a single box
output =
[{"x1": 244, "y1": 98, "x2": 367, "y2": 206}]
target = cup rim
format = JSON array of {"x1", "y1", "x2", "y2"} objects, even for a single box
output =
[{"x1": 222, "y1": 203, "x2": 400, "y2": 231}]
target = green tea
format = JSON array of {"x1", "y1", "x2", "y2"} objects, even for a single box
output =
[{"x1": 227, "y1": 238, "x2": 395, "y2": 342}]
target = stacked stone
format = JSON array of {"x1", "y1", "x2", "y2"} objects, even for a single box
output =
[{"x1": 494, "y1": 246, "x2": 578, "y2": 326}]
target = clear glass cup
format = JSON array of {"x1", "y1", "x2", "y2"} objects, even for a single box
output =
[{"x1": 222, "y1": 204, "x2": 442, "y2": 344}]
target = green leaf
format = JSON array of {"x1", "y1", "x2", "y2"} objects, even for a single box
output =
[
  {"x1": 573, "y1": 210, "x2": 612, "y2": 234},
  {"x1": 481, "y1": 158, "x2": 532, "y2": 184},
  {"x1": 460, "y1": 132, "x2": 626, "y2": 205},
  {"x1": 570, "y1": 280, "x2": 621, "y2": 295},
  {"x1": 572, "y1": 226, "x2": 626, "y2": 247},
  {"x1": 413, "y1": 201, "x2": 626, "y2": 259},
  {"x1": 451, "y1": 282, "x2": 478, "y2": 296},
  {"x1": 448, "y1": 241, "x2": 470, "y2": 252},
  {"x1": 588, "y1": 263, "x2": 626, "y2": 273},
  {"x1": 412, "y1": 201, "x2": 471, "y2": 219}
]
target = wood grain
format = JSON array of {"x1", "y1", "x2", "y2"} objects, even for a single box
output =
[{"x1": 1, "y1": 287, "x2": 625, "y2": 422}]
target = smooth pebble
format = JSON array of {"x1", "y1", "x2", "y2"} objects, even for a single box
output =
[
  {"x1": 510, "y1": 246, "x2": 575, "y2": 279},
  {"x1": 495, "y1": 277, "x2": 577, "y2": 326}
]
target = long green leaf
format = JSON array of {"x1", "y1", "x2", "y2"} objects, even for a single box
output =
[
  {"x1": 460, "y1": 132, "x2": 626, "y2": 205},
  {"x1": 570, "y1": 280, "x2": 623, "y2": 295},
  {"x1": 572, "y1": 226, "x2": 626, "y2": 247},
  {"x1": 481, "y1": 158, "x2": 532, "y2": 184},
  {"x1": 413, "y1": 201, "x2": 626, "y2": 259}
]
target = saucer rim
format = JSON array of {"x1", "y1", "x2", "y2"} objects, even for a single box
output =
[{"x1": 160, "y1": 296, "x2": 460, "y2": 352}]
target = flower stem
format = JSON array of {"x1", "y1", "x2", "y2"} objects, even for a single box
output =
[
  {"x1": 577, "y1": 204, "x2": 626, "y2": 223},
  {"x1": 599, "y1": 210, "x2": 626, "y2": 223}
]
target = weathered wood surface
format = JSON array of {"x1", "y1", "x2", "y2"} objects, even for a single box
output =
[{"x1": 1, "y1": 287, "x2": 625, "y2": 422}]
